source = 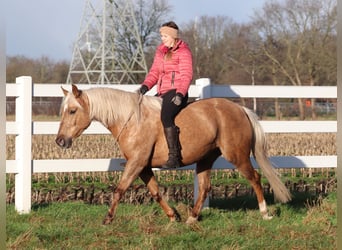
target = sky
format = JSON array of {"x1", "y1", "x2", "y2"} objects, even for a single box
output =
[{"x1": 5, "y1": 0, "x2": 268, "y2": 61}]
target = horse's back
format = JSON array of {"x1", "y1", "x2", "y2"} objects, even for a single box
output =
[
  {"x1": 174, "y1": 98, "x2": 253, "y2": 165},
  {"x1": 176, "y1": 98, "x2": 250, "y2": 132}
]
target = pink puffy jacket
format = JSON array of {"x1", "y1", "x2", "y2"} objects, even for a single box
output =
[{"x1": 143, "y1": 40, "x2": 193, "y2": 96}]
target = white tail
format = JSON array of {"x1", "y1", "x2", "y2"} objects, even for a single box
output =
[{"x1": 243, "y1": 107, "x2": 292, "y2": 203}]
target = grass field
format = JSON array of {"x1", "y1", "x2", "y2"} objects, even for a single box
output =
[
  {"x1": 6, "y1": 192, "x2": 336, "y2": 249},
  {"x1": 6, "y1": 132, "x2": 337, "y2": 248}
]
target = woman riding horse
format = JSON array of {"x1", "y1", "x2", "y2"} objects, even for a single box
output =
[
  {"x1": 138, "y1": 21, "x2": 193, "y2": 169},
  {"x1": 56, "y1": 85, "x2": 291, "y2": 225}
]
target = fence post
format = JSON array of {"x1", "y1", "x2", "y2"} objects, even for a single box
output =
[
  {"x1": 15, "y1": 76, "x2": 32, "y2": 214},
  {"x1": 195, "y1": 78, "x2": 212, "y2": 99},
  {"x1": 0, "y1": 22, "x2": 6, "y2": 248},
  {"x1": 194, "y1": 78, "x2": 211, "y2": 209}
]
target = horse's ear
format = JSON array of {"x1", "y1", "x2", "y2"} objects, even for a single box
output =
[
  {"x1": 61, "y1": 86, "x2": 69, "y2": 97},
  {"x1": 72, "y1": 84, "x2": 82, "y2": 98}
]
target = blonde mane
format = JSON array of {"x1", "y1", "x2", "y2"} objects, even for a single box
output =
[{"x1": 84, "y1": 88, "x2": 162, "y2": 127}]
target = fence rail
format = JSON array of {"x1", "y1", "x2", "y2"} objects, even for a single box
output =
[{"x1": 6, "y1": 76, "x2": 337, "y2": 213}]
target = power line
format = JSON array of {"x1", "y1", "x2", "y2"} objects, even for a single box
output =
[{"x1": 66, "y1": 0, "x2": 147, "y2": 84}]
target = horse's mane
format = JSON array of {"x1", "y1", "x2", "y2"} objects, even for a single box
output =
[{"x1": 84, "y1": 88, "x2": 162, "y2": 126}]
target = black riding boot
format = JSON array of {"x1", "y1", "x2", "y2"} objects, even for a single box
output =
[{"x1": 162, "y1": 126, "x2": 182, "y2": 168}]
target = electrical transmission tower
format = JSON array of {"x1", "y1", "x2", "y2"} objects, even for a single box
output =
[{"x1": 66, "y1": 0, "x2": 148, "y2": 84}]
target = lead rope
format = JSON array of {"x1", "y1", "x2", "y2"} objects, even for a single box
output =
[{"x1": 114, "y1": 93, "x2": 143, "y2": 143}]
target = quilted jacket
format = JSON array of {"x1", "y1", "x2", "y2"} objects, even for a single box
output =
[{"x1": 143, "y1": 40, "x2": 193, "y2": 96}]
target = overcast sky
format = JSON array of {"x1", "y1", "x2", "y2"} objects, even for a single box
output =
[{"x1": 5, "y1": 0, "x2": 268, "y2": 61}]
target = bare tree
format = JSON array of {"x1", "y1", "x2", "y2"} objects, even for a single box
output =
[
  {"x1": 6, "y1": 56, "x2": 69, "y2": 83},
  {"x1": 133, "y1": 0, "x2": 172, "y2": 69},
  {"x1": 252, "y1": 0, "x2": 337, "y2": 119},
  {"x1": 135, "y1": 0, "x2": 171, "y2": 47},
  {"x1": 182, "y1": 16, "x2": 253, "y2": 84}
]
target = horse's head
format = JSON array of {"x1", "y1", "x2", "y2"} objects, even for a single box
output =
[{"x1": 55, "y1": 84, "x2": 91, "y2": 149}]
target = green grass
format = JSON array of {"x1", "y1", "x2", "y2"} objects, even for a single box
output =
[{"x1": 7, "y1": 192, "x2": 336, "y2": 249}]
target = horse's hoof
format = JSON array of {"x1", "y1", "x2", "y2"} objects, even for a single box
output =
[
  {"x1": 169, "y1": 216, "x2": 176, "y2": 222},
  {"x1": 186, "y1": 216, "x2": 198, "y2": 225},
  {"x1": 262, "y1": 214, "x2": 273, "y2": 220},
  {"x1": 103, "y1": 215, "x2": 113, "y2": 225}
]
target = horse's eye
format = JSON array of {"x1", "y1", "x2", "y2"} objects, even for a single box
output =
[{"x1": 69, "y1": 109, "x2": 76, "y2": 115}]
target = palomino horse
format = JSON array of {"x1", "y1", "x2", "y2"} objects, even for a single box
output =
[{"x1": 55, "y1": 85, "x2": 291, "y2": 225}]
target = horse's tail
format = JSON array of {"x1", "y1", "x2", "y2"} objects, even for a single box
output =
[{"x1": 242, "y1": 107, "x2": 292, "y2": 203}]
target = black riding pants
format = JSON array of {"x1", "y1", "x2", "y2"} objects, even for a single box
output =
[{"x1": 160, "y1": 89, "x2": 188, "y2": 128}]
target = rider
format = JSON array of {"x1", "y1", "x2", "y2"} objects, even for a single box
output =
[{"x1": 138, "y1": 21, "x2": 193, "y2": 168}]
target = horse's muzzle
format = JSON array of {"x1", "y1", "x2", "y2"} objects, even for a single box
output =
[{"x1": 55, "y1": 136, "x2": 72, "y2": 149}]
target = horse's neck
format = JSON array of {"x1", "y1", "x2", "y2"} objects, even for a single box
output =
[
  {"x1": 87, "y1": 89, "x2": 161, "y2": 139},
  {"x1": 88, "y1": 92, "x2": 135, "y2": 133},
  {"x1": 87, "y1": 90, "x2": 123, "y2": 125}
]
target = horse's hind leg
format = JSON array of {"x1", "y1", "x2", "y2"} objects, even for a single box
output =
[
  {"x1": 236, "y1": 159, "x2": 272, "y2": 220},
  {"x1": 139, "y1": 167, "x2": 177, "y2": 222}
]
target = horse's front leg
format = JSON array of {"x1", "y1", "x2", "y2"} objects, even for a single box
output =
[
  {"x1": 103, "y1": 160, "x2": 144, "y2": 225},
  {"x1": 139, "y1": 167, "x2": 177, "y2": 222}
]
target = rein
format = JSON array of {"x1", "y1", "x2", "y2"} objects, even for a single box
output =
[{"x1": 114, "y1": 93, "x2": 143, "y2": 142}]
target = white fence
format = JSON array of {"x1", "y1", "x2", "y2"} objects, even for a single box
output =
[{"x1": 6, "y1": 76, "x2": 337, "y2": 214}]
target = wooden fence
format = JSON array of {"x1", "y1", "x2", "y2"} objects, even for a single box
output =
[{"x1": 6, "y1": 76, "x2": 337, "y2": 213}]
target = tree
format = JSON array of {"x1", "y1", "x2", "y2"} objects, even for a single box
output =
[
  {"x1": 252, "y1": 0, "x2": 337, "y2": 119},
  {"x1": 6, "y1": 56, "x2": 69, "y2": 83},
  {"x1": 182, "y1": 16, "x2": 255, "y2": 84},
  {"x1": 129, "y1": 0, "x2": 173, "y2": 82},
  {"x1": 135, "y1": 0, "x2": 171, "y2": 49}
]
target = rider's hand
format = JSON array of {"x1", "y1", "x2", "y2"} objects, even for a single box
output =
[
  {"x1": 137, "y1": 85, "x2": 148, "y2": 95},
  {"x1": 171, "y1": 93, "x2": 184, "y2": 106}
]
